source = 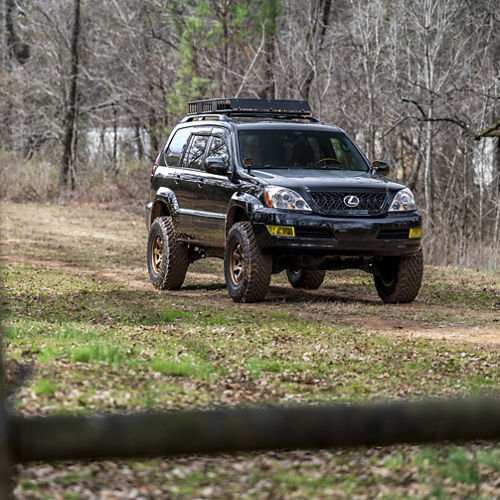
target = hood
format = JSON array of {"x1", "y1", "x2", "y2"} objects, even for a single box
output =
[{"x1": 249, "y1": 168, "x2": 405, "y2": 192}]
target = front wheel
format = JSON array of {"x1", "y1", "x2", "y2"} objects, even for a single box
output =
[
  {"x1": 147, "y1": 216, "x2": 189, "y2": 290},
  {"x1": 286, "y1": 268, "x2": 326, "y2": 289},
  {"x1": 374, "y1": 249, "x2": 423, "y2": 303},
  {"x1": 224, "y1": 222, "x2": 272, "y2": 303}
]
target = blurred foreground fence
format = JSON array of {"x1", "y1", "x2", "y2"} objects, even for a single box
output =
[{"x1": 1, "y1": 398, "x2": 500, "y2": 496}]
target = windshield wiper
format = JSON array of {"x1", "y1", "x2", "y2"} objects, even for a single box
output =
[
  {"x1": 316, "y1": 164, "x2": 343, "y2": 170},
  {"x1": 260, "y1": 164, "x2": 289, "y2": 169}
]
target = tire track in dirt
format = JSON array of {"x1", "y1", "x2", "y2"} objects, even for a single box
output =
[{"x1": 5, "y1": 255, "x2": 499, "y2": 348}]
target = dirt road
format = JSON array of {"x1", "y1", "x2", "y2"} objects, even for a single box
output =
[{"x1": 2, "y1": 202, "x2": 498, "y2": 347}]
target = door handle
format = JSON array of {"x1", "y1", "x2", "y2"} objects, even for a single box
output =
[
  {"x1": 197, "y1": 180, "x2": 204, "y2": 188},
  {"x1": 175, "y1": 175, "x2": 181, "y2": 184}
]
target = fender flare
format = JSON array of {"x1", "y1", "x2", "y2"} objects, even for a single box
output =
[
  {"x1": 225, "y1": 191, "x2": 263, "y2": 234},
  {"x1": 148, "y1": 188, "x2": 179, "y2": 228}
]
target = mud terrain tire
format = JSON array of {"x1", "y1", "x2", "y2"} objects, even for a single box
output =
[
  {"x1": 374, "y1": 249, "x2": 423, "y2": 303},
  {"x1": 286, "y1": 268, "x2": 326, "y2": 290},
  {"x1": 147, "y1": 216, "x2": 189, "y2": 290},
  {"x1": 225, "y1": 221, "x2": 272, "y2": 303}
]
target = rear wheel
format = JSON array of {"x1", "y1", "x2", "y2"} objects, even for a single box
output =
[
  {"x1": 374, "y1": 249, "x2": 423, "y2": 303},
  {"x1": 286, "y1": 268, "x2": 326, "y2": 290},
  {"x1": 147, "y1": 216, "x2": 189, "y2": 290},
  {"x1": 224, "y1": 222, "x2": 272, "y2": 303}
]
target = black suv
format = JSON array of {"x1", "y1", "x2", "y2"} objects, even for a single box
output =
[{"x1": 146, "y1": 98, "x2": 423, "y2": 303}]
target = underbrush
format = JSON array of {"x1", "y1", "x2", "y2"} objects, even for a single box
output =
[
  {"x1": 0, "y1": 151, "x2": 59, "y2": 202},
  {"x1": 0, "y1": 151, "x2": 148, "y2": 211}
]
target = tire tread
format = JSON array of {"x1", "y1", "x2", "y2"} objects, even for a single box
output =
[
  {"x1": 286, "y1": 269, "x2": 326, "y2": 290},
  {"x1": 374, "y1": 249, "x2": 423, "y2": 303},
  {"x1": 225, "y1": 221, "x2": 271, "y2": 303},
  {"x1": 147, "y1": 216, "x2": 189, "y2": 290}
]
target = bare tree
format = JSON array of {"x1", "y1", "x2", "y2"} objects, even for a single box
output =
[
  {"x1": 0, "y1": 0, "x2": 499, "y2": 267},
  {"x1": 60, "y1": 0, "x2": 81, "y2": 188}
]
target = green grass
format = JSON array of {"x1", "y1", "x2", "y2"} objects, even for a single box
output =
[
  {"x1": 150, "y1": 357, "x2": 215, "y2": 379},
  {"x1": 2, "y1": 201, "x2": 500, "y2": 499},
  {"x1": 72, "y1": 345, "x2": 126, "y2": 366},
  {"x1": 33, "y1": 378, "x2": 56, "y2": 397},
  {"x1": 248, "y1": 356, "x2": 284, "y2": 378}
]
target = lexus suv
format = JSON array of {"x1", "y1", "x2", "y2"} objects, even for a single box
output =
[{"x1": 146, "y1": 98, "x2": 423, "y2": 303}]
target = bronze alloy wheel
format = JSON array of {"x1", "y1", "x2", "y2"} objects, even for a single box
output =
[
  {"x1": 229, "y1": 241, "x2": 244, "y2": 285},
  {"x1": 151, "y1": 234, "x2": 163, "y2": 273},
  {"x1": 224, "y1": 221, "x2": 272, "y2": 302},
  {"x1": 147, "y1": 217, "x2": 190, "y2": 290}
]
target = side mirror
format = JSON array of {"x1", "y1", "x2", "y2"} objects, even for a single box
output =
[
  {"x1": 205, "y1": 156, "x2": 228, "y2": 175},
  {"x1": 371, "y1": 160, "x2": 390, "y2": 175}
]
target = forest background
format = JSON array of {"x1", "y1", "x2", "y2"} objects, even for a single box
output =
[{"x1": 0, "y1": 0, "x2": 499, "y2": 269}]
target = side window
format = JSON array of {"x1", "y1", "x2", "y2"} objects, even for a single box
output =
[
  {"x1": 164, "y1": 127, "x2": 191, "y2": 167},
  {"x1": 183, "y1": 134, "x2": 209, "y2": 170},
  {"x1": 207, "y1": 136, "x2": 230, "y2": 168}
]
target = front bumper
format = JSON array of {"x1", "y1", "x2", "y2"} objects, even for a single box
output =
[{"x1": 250, "y1": 207, "x2": 422, "y2": 257}]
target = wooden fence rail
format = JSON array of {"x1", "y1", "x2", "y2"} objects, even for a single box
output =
[{"x1": 6, "y1": 398, "x2": 500, "y2": 464}]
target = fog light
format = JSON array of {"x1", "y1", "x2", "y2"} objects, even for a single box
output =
[
  {"x1": 409, "y1": 227, "x2": 422, "y2": 239},
  {"x1": 266, "y1": 225, "x2": 295, "y2": 237}
]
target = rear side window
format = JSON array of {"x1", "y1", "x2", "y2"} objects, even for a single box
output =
[
  {"x1": 165, "y1": 127, "x2": 191, "y2": 167},
  {"x1": 207, "y1": 136, "x2": 230, "y2": 168},
  {"x1": 183, "y1": 135, "x2": 209, "y2": 170}
]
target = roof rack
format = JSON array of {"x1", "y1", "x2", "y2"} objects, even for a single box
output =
[{"x1": 187, "y1": 98, "x2": 312, "y2": 117}]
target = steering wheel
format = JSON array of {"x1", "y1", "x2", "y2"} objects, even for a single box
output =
[{"x1": 313, "y1": 157, "x2": 340, "y2": 167}]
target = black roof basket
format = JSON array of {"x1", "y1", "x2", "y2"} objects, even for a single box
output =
[{"x1": 187, "y1": 98, "x2": 312, "y2": 117}]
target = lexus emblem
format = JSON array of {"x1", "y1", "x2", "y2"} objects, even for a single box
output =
[{"x1": 344, "y1": 195, "x2": 360, "y2": 208}]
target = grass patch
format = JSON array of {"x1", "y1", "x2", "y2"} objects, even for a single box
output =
[
  {"x1": 72, "y1": 345, "x2": 126, "y2": 366},
  {"x1": 2, "y1": 201, "x2": 500, "y2": 499},
  {"x1": 151, "y1": 358, "x2": 196, "y2": 377},
  {"x1": 33, "y1": 378, "x2": 56, "y2": 397},
  {"x1": 439, "y1": 448, "x2": 480, "y2": 486},
  {"x1": 248, "y1": 356, "x2": 284, "y2": 379},
  {"x1": 150, "y1": 356, "x2": 216, "y2": 380}
]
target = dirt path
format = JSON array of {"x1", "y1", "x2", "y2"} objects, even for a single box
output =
[{"x1": 4, "y1": 253, "x2": 499, "y2": 348}]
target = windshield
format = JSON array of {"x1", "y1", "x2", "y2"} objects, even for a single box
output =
[{"x1": 238, "y1": 129, "x2": 369, "y2": 171}]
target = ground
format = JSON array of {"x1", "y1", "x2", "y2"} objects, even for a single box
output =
[{"x1": 1, "y1": 201, "x2": 500, "y2": 499}]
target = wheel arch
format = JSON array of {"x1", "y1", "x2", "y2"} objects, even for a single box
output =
[
  {"x1": 226, "y1": 204, "x2": 248, "y2": 235},
  {"x1": 149, "y1": 188, "x2": 179, "y2": 226},
  {"x1": 225, "y1": 192, "x2": 262, "y2": 235}
]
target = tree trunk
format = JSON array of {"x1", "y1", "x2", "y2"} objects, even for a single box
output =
[
  {"x1": 2, "y1": 0, "x2": 11, "y2": 71},
  {"x1": 4, "y1": 0, "x2": 29, "y2": 65},
  {"x1": 112, "y1": 104, "x2": 118, "y2": 172},
  {"x1": 493, "y1": 137, "x2": 500, "y2": 268},
  {"x1": 301, "y1": 0, "x2": 331, "y2": 101},
  {"x1": 60, "y1": 0, "x2": 81, "y2": 189},
  {"x1": 423, "y1": 11, "x2": 435, "y2": 224},
  {"x1": 259, "y1": 27, "x2": 276, "y2": 98},
  {"x1": 0, "y1": 314, "x2": 10, "y2": 498},
  {"x1": 423, "y1": 109, "x2": 434, "y2": 221},
  {"x1": 134, "y1": 119, "x2": 144, "y2": 160}
]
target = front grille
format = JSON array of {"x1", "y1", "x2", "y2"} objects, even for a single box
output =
[{"x1": 308, "y1": 190, "x2": 387, "y2": 216}]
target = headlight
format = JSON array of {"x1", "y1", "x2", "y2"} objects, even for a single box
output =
[
  {"x1": 264, "y1": 186, "x2": 312, "y2": 211},
  {"x1": 389, "y1": 188, "x2": 416, "y2": 211}
]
